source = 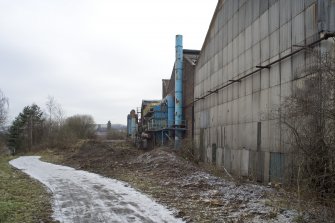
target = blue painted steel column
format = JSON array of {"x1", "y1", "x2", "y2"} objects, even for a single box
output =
[
  {"x1": 174, "y1": 35, "x2": 183, "y2": 149},
  {"x1": 131, "y1": 117, "x2": 136, "y2": 140},
  {"x1": 127, "y1": 114, "x2": 131, "y2": 136},
  {"x1": 167, "y1": 95, "x2": 174, "y2": 127},
  {"x1": 130, "y1": 110, "x2": 137, "y2": 141}
]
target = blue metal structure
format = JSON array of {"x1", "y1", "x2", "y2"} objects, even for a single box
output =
[
  {"x1": 130, "y1": 35, "x2": 190, "y2": 149},
  {"x1": 127, "y1": 110, "x2": 138, "y2": 140},
  {"x1": 127, "y1": 114, "x2": 131, "y2": 136},
  {"x1": 174, "y1": 35, "x2": 183, "y2": 149},
  {"x1": 166, "y1": 94, "x2": 174, "y2": 127}
]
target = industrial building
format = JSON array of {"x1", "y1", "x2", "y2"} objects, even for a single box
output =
[
  {"x1": 127, "y1": 37, "x2": 199, "y2": 149},
  {"x1": 128, "y1": 0, "x2": 335, "y2": 183},
  {"x1": 193, "y1": 0, "x2": 335, "y2": 182},
  {"x1": 126, "y1": 109, "x2": 138, "y2": 140},
  {"x1": 162, "y1": 49, "x2": 200, "y2": 140}
]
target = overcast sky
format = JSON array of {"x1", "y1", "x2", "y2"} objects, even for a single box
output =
[{"x1": 0, "y1": 0, "x2": 217, "y2": 125}]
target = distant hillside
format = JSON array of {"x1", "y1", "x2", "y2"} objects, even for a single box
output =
[
  {"x1": 95, "y1": 124, "x2": 126, "y2": 132},
  {"x1": 111, "y1": 124, "x2": 126, "y2": 130}
]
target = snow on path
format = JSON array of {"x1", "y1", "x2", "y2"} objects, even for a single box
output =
[{"x1": 10, "y1": 156, "x2": 184, "y2": 223}]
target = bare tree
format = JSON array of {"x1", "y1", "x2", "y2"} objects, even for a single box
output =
[
  {"x1": 45, "y1": 96, "x2": 65, "y2": 127},
  {"x1": 279, "y1": 48, "x2": 335, "y2": 213},
  {"x1": 0, "y1": 89, "x2": 9, "y2": 127},
  {"x1": 45, "y1": 96, "x2": 65, "y2": 147},
  {"x1": 46, "y1": 96, "x2": 56, "y2": 123}
]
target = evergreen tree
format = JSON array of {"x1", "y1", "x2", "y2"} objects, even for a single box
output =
[
  {"x1": 8, "y1": 104, "x2": 44, "y2": 152},
  {"x1": 107, "y1": 120, "x2": 112, "y2": 131}
]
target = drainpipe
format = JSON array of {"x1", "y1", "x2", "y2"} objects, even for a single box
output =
[{"x1": 174, "y1": 35, "x2": 183, "y2": 149}]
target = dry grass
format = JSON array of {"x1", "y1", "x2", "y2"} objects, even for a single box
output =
[{"x1": 0, "y1": 155, "x2": 57, "y2": 223}]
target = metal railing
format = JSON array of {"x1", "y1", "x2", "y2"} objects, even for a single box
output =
[{"x1": 147, "y1": 119, "x2": 187, "y2": 131}]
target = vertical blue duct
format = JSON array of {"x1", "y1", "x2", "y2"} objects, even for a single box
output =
[
  {"x1": 167, "y1": 95, "x2": 174, "y2": 127},
  {"x1": 130, "y1": 109, "x2": 137, "y2": 140},
  {"x1": 127, "y1": 114, "x2": 131, "y2": 136},
  {"x1": 174, "y1": 35, "x2": 183, "y2": 149}
]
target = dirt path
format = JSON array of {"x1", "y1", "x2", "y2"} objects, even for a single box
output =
[
  {"x1": 10, "y1": 156, "x2": 183, "y2": 223},
  {"x1": 42, "y1": 141, "x2": 303, "y2": 222}
]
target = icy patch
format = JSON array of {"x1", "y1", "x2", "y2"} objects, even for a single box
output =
[{"x1": 10, "y1": 156, "x2": 184, "y2": 223}]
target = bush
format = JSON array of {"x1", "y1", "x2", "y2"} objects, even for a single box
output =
[
  {"x1": 106, "y1": 129, "x2": 126, "y2": 140},
  {"x1": 64, "y1": 115, "x2": 95, "y2": 139},
  {"x1": 277, "y1": 50, "x2": 335, "y2": 212}
]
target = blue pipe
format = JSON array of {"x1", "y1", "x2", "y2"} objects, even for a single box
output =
[
  {"x1": 127, "y1": 114, "x2": 131, "y2": 136},
  {"x1": 175, "y1": 35, "x2": 183, "y2": 149},
  {"x1": 130, "y1": 109, "x2": 137, "y2": 140},
  {"x1": 166, "y1": 95, "x2": 174, "y2": 128}
]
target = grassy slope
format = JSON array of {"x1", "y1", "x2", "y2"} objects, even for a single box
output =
[{"x1": 0, "y1": 155, "x2": 57, "y2": 223}]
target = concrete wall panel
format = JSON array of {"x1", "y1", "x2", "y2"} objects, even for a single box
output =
[
  {"x1": 261, "y1": 37, "x2": 270, "y2": 62},
  {"x1": 261, "y1": 69, "x2": 270, "y2": 90},
  {"x1": 226, "y1": 124, "x2": 233, "y2": 147},
  {"x1": 241, "y1": 149, "x2": 250, "y2": 176},
  {"x1": 269, "y1": 119, "x2": 281, "y2": 152},
  {"x1": 216, "y1": 147, "x2": 224, "y2": 167},
  {"x1": 252, "y1": 71, "x2": 261, "y2": 93},
  {"x1": 238, "y1": 54, "x2": 245, "y2": 74},
  {"x1": 260, "y1": 89, "x2": 269, "y2": 118},
  {"x1": 270, "y1": 61, "x2": 280, "y2": 87},
  {"x1": 232, "y1": 99, "x2": 239, "y2": 124},
  {"x1": 245, "y1": 75, "x2": 253, "y2": 96},
  {"x1": 292, "y1": 52, "x2": 306, "y2": 79},
  {"x1": 280, "y1": 81, "x2": 292, "y2": 102},
  {"x1": 260, "y1": 120, "x2": 270, "y2": 151},
  {"x1": 252, "y1": 0, "x2": 260, "y2": 21},
  {"x1": 269, "y1": 1, "x2": 280, "y2": 34},
  {"x1": 245, "y1": 94, "x2": 253, "y2": 122},
  {"x1": 238, "y1": 32, "x2": 245, "y2": 55},
  {"x1": 233, "y1": 83, "x2": 239, "y2": 100},
  {"x1": 206, "y1": 145, "x2": 212, "y2": 163},
  {"x1": 280, "y1": 0, "x2": 292, "y2": 26},
  {"x1": 270, "y1": 30, "x2": 280, "y2": 58},
  {"x1": 260, "y1": 0, "x2": 269, "y2": 16},
  {"x1": 269, "y1": 85, "x2": 280, "y2": 111},
  {"x1": 231, "y1": 149, "x2": 241, "y2": 175},
  {"x1": 252, "y1": 91, "x2": 261, "y2": 121},
  {"x1": 292, "y1": 0, "x2": 305, "y2": 18},
  {"x1": 260, "y1": 11, "x2": 269, "y2": 40},
  {"x1": 281, "y1": 58, "x2": 292, "y2": 83},
  {"x1": 263, "y1": 151, "x2": 270, "y2": 182},
  {"x1": 245, "y1": 26, "x2": 252, "y2": 50},
  {"x1": 239, "y1": 77, "x2": 246, "y2": 97},
  {"x1": 292, "y1": 12, "x2": 305, "y2": 45},
  {"x1": 252, "y1": 19, "x2": 260, "y2": 45},
  {"x1": 280, "y1": 21, "x2": 292, "y2": 53},
  {"x1": 245, "y1": 48, "x2": 253, "y2": 71},
  {"x1": 239, "y1": 96, "x2": 246, "y2": 123},
  {"x1": 305, "y1": 3, "x2": 318, "y2": 39},
  {"x1": 224, "y1": 147, "x2": 232, "y2": 172}
]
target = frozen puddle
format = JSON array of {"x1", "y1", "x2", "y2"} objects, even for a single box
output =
[{"x1": 10, "y1": 156, "x2": 183, "y2": 223}]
